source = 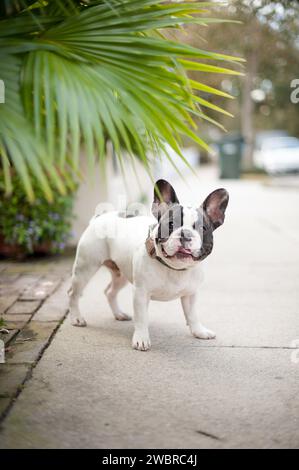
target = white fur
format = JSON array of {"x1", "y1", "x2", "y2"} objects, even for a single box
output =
[
  {"x1": 183, "y1": 206, "x2": 198, "y2": 226},
  {"x1": 69, "y1": 210, "x2": 215, "y2": 351}
]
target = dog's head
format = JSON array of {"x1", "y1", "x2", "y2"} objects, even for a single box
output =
[{"x1": 151, "y1": 179, "x2": 229, "y2": 270}]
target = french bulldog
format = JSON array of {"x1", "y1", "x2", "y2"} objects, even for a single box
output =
[{"x1": 69, "y1": 179, "x2": 229, "y2": 351}]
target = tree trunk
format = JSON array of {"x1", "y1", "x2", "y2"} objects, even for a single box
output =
[{"x1": 241, "y1": 50, "x2": 257, "y2": 171}]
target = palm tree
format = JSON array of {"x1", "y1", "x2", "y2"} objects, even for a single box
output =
[{"x1": 0, "y1": 0, "x2": 243, "y2": 201}]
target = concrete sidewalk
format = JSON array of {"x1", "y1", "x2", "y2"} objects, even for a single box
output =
[{"x1": 0, "y1": 173, "x2": 299, "y2": 448}]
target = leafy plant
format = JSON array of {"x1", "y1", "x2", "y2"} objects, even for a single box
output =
[
  {"x1": 0, "y1": 171, "x2": 75, "y2": 254},
  {"x1": 0, "y1": 0, "x2": 243, "y2": 201}
]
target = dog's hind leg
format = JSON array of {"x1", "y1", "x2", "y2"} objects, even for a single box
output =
[
  {"x1": 69, "y1": 230, "x2": 104, "y2": 326},
  {"x1": 104, "y1": 261, "x2": 131, "y2": 321},
  {"x1": 69, "y1": 260, "x2": 99, "y2": 327}
]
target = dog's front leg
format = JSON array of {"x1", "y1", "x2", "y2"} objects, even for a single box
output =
[
  {"x1": 132, "y1": 286, "x2": 150, "y2": 351},
  {"x1": 181, "y1": 294, "x2": 216, "y2": 339}
]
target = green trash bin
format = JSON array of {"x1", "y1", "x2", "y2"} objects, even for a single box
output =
[{"x1": 217, "y1": 133, "x2": 244, "y2": 179}]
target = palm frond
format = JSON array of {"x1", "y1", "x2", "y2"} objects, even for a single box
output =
[{"x1": 0, "y1": 0, "x2": 244, "y2": 200}]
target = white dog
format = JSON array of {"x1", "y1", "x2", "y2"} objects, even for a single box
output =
[{"x1": 69, "y1": 179, "x2": 229, "y2": 351}]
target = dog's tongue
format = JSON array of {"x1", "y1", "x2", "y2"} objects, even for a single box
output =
[{"x1": 178, "y1": 246, "x2": 192, "y2": 255}]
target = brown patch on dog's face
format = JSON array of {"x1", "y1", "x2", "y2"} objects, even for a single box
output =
[
  {"x1": 156, "y1": 203, "x2": 183, "y2": 242},
  {"x1": 193, "y1": 208, "x2": 214, "y2": 261}
]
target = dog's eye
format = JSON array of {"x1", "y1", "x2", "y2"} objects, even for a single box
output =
[{"x1": 195, "y1": 224, "x2": 207, "y2": 232}]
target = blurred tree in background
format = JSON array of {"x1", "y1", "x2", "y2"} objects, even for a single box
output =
[
  {"x1": 0, "y1": 0, "x2": 243, "y2": 201},
  {"x1": 181, "y1": 0, "x2": 299, "y2": 168}
]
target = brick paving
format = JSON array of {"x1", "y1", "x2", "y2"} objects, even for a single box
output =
[{"x1": 0, "y1": 251, "x2": 73, "y2": 419}]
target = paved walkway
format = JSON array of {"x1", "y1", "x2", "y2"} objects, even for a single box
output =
[
  {"x1": 0, "y1": 172, "x2": 299, "y2": 448},
  {"x1": 0, "y1": 254, "x2": 73, "y2": 421}
]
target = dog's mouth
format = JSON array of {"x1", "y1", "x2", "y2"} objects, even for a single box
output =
[
  {"x1": 161, "y1": 245, "x2": 195, "y2": 260},
  {"x1": 176, "y1": 246, "x2": 194, "y2": 259}
]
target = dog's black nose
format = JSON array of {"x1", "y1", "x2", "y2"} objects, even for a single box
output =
[{"x1": 180, "y1": 229, "x2": 193, "y2": 244}]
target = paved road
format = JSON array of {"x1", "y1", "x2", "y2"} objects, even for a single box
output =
[{"x1": 1, "y1": 174, "x2": 299, "y2": 448}]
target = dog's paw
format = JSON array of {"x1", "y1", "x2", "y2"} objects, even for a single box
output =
[
  {"x1": 70, "y1": 315, "x2": 87, "y2": 327},
  {"x1": 191, "y1": 325, "x2": 216, "y2": 340},
  {"x1": 114, "y1": 312, "x2": 132, "y2": 321},
  {"x1": 132, "y1": 331, "x2": 151, "y2": 351}
]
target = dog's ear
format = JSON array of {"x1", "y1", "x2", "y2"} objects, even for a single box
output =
[
  {"x1": 152, "y1": 179, "x2": 179, "y2": 219},
  {"x1": 202, "y1": 188, "x2": 229, "y2": 230}
]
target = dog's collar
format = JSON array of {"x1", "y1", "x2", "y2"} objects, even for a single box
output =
[{"x1": 145, "y1": 225, "x2": 187, "y2": 272}]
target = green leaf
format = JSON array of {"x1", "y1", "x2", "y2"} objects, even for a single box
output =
[{"x1": 0, "y1": 0, "x2": 244, "y2": 200}]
